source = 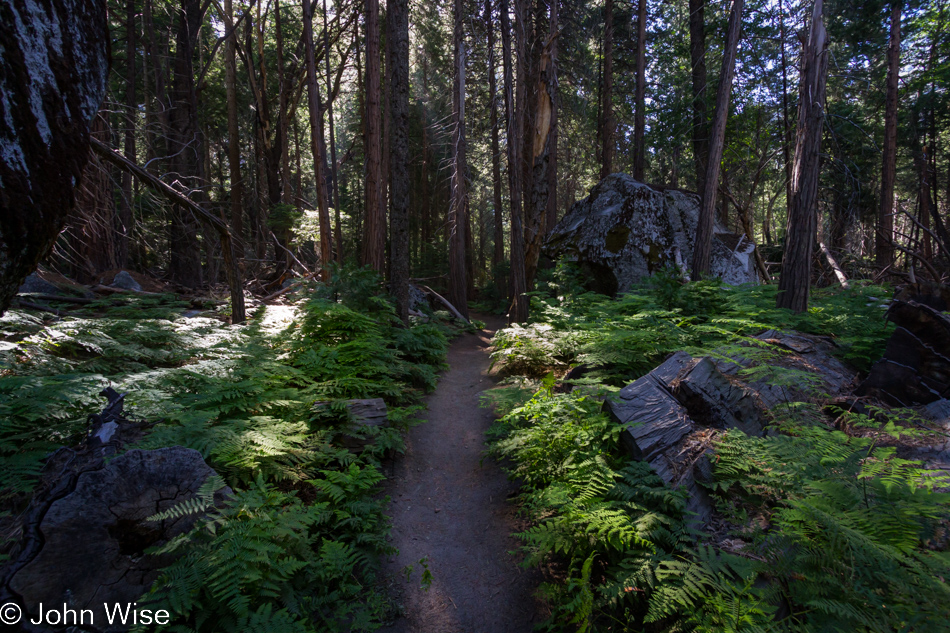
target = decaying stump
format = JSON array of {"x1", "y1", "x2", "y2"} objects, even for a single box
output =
[
  {"x1": 856, "y1": 300, "x2": 950, "y2": 406},
  {"x1": 0, "y1": 390, "x2": 228, "y2": 632},
  {"x1": 605, "y1": 330, "x2": 858, "y2": 527},
  {"x1": 314, "y1": 398, "x2": 389, "y2": 452}
]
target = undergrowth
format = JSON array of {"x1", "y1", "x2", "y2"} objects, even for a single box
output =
[
  {"x1": 0, "y1": 266, "x2": 452, "y2": 631},
  {"x1": 485, "y1": 266, "x2": 950, "y2": 632}
]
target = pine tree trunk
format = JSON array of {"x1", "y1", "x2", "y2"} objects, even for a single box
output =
[
  {"x1": 688, "y1": 0, "x2": 708, "y2": 198},
  {"x1": 600, "y1": 0, "x2": 614, "y2": 180},
  {"x1": 303, "y1": 0, "x2": 333, "y2": 281},
  {"x1": 777, "y1": 0, "x2": 829, "y2": 313},
  {"x1": 324, "y1": 0, "x2": 342, "y2": 262},
  {"x1": 633, "y1": 0, "x2": 646, "y2": 180},
  {"x1": 503, "y1": 0, "x2": 529, "y2": 323},
  {"x1": 690, "y1": 0, "x2": 743, "y2": 280},
  {"x1": 224, "y1": 0, "x2": 244, "y2": 255},
  {"x1": 876, "y1": 1, "x2": 901, "y2": 268},
  {"x1": 449, "y1": 0, "x2": 469, "y2": 318},
  {"x1": 361, "y1": 0, "x2": 385, "y2": 273},
  {"x1": 524, "y1": 7, "x2": 558, "y2": 289},
  {"x1": 117, "y1": 0, "x2": 136, "y2": 269},
  {"x1": 545, "y1": 0, "x2": 558, "y2": 236},
  {"x1": 388, "y1": 0, "x2": 410, "y2": 323},
  {"x1": 167, "y1": 0, "x2": 206, "y2": 289},
  {"x1": 487, "y1": 0, "x2": 506, "y2": 300}
]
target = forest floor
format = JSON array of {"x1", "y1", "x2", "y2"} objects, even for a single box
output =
[{"x1": 379, "y1": 314, "x2": 541, "y2": 633}]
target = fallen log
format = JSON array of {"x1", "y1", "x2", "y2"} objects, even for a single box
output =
[
  {"x1": 418, "y1": 285, "x2": 470, "y2": 324},
  {"x1": 90, "y1": 138, "x2": 246, "y2": 324},
  {"x1": 818, "y1": 241, "x2": 849, "y2": 289}
]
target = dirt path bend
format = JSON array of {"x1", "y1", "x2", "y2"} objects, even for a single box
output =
[{"x1": 380, "y1": 315, "x2": 539, "y2": 633}]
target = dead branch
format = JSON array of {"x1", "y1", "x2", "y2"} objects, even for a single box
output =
[{"x1": 818, "y1": 242, "x2": 850, "y2": 288}]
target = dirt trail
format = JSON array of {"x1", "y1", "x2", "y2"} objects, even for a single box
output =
[{"x1": 380, "y1": 315, "x2": 539, "y2": 633}]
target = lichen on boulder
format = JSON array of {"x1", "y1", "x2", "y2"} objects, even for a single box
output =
[{"x1": 545, "y1": 174, "x2": 759, "y2": 293}]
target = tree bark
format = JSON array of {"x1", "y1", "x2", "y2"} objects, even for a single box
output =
[
  {"x1": 504, "y1": 0, "x2": 529, "y2": 323},
  {"x1": 545, "y1": 0, "x2": 559, "y2": 236},
  {"x1": 324, "y1": 0, "x2": 342, "y2": 262},
  {"x1": 303, "y1": 0, "x2": 333, "y2": 281},
  {"x1": 224, "y1": 0, "x2": 244, "y2": 254},
  {"x1": 167, "y1": 0, "x2": 206, "y2": 288},
  {"x1": 690, "y1": 0, "x2": 744, "y2": 280},
  {"x1": 448, "y1": 0, "x2": 469, "y2": 319},
  {"x1": 633, "y1": 0, "x2": 647, "y2": 180},
  {"x1": 688, "y1": 0, "x2": 708, "y2": 198},
  {"x1": 599, "y1": 0, "x2": 614, "y2": 180},
  {"x1": 487, "y1": 0, "x2": 506, "y2": 300},
  {"x1": 361, "y1": 0, "x2": 385, "y2": 273},
  {"x1": 876, "y1": 0, "x2": 901, "y2": 268},
  {"x1": 118, "y1": 0, "x2": 136, "y2": 268},
  {"x1": 777, "y1": 0, "x2": 829, "y2": 313},
  {"x1": 388, "y1": 0, "x2": 410, "y2": 323}
]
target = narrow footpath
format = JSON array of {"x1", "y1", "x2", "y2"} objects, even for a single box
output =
[{"x1": 380, "y1": 315, "x2": 539, "y2": 633}]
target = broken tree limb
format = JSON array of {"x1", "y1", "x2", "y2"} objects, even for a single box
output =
[
  {"x1": 419, "y1": 285, "x2": 470, "y2": 323},
  {"x1": 818, "y1": 241, "x2": 850, "y2": 289},
  {"x1": 89, "y1": 138, "x2": 246, "y2": 324}
]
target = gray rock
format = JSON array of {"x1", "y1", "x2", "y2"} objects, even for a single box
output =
[
  {"x1": 17, "y1": 273, "x2": 63, "y2": 296},
  {"x1": 921, "y1": 399, "x2": 950, "y2": 430},
  {"x1": 409, "y1": 284, "x2": 429, "y2": 313},
  {"x1": 6, "y1": 447, "x2": 227, "y2": 633},
  {"x1": 111, "y1": 270, "x2": 142, "y2": 292},
  {"x1": 545, "y1": 174, "x2": 758, "y2": 293}
]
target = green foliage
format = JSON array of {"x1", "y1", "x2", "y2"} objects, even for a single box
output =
[
  {"x1": 488, "y1": 279, "x2": 948, "y2": 632},
  {"x1": 1, "y1": 265, "x2": 452, "y2": 630}
]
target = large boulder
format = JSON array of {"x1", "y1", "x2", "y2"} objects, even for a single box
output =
[
  {"x1": 545, "y1": 174, "x2": 758, "y2": 293},
  {"x1": 0, "y1": 0, "x2": 110, "y2": 315}
]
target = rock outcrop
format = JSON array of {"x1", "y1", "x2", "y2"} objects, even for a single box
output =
[
  {"x1": 545, "y1": 174, "x2": 758, "y2": 293},
  {"x1": 605, "y1": 330, "x2": 857, "y2": 527},
  {"x1": 0, "y1": 0, "x2": 110, "y2": 314}
]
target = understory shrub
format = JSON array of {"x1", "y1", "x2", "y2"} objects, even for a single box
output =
[
  {"x1": 486, "y1": 276, "x2": 950, "y2": 632},
  {"x1": 1, "y1": 267, "x2": 452, "y2": 631}
]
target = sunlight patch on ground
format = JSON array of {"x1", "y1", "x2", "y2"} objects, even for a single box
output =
[{"x1": 258, "y1": 304, "x2": 299, "y2": 335}]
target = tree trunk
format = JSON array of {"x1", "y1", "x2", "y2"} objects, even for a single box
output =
[
  {"x1": 503, "y1": 0, "x2": 529, "y2": 323},
  {"x1": 690, "y1": 0, "x2": 743, "y2": 280},
  {"x1": 303, "y1": 0, "x2": 333, "y2": 281},
  {"x1": 388, "y1": 0, "x2": 410, "y2": 322},
  {"x1": 117, "y1": 0, "x2": 136, "y2": 268},
  {"x1": 361, "y1": 0, "x2": 385, "y2": 273},
  {"x1": 633, "y1": 0, "x2": 646, "y2": 180},
  {"x1": 545, "y1": 0, "x2": 559, "y2": 236},
  {"x1": 487, "y1": 0, "x2": 506, "y2": 300},
  {"x1": 167, "y1": 0, "x2": 206, "y2": 288},
  {"x1": 71, "y1": 114, "x2": 117, "y2": 283},
  {"x1": 777, "y1": 0, "x2": 829, "y2": 313},
  {"x1": 599, "y1": 0, "x2": 614, "y2": 180},
  {"x1": 324, "y1": 0, "x2": 342, "y2": 262},
  {"x1": 448, "y1": 0, "x2": 469, "y2": 319},
  {"x1": 688, "y1": 0, "x2": 708, "y2": 198},
  {"x1": 224, "y1": 0, "x2": 244, "y2": 255},
  {"x1": 876, "y1": 0, "x2": 901, "y2": 268},
  {"x1": 779, "y1": 0, "x2": 793, "y2": 215},
  {"x1": 524, "y1": 16, "x2": 557, "y2": 288}
]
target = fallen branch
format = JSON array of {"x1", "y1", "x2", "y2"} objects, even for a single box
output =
[
  {"x1": 418, "y1": 285, "x2": 470, "y2": 324},
  {"x1": 13, "y1": 299, "x2": 60, "y2": 315},
  {"x1": 18, "y1": 294, "x2": 95, "y2": 304},
  {"x1": 818, "y1": 242, "x2": 850, "y2": 289},
  {"x1": 90, "y1": 138, "x2": 246, "y2": 324}
]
